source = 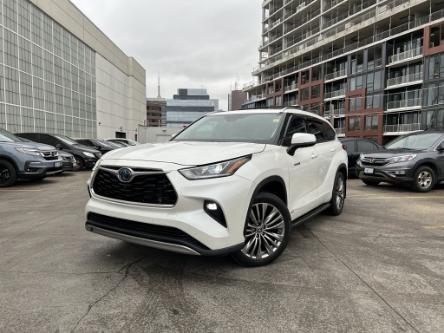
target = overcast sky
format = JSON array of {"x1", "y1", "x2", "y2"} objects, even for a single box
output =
[{"x1": 71, "y1": 0, "x2": 262, "y2": 110}]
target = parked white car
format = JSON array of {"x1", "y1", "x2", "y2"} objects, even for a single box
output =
[{"x1": 86, "y1": 109, "x2": 348, "y2": 266}]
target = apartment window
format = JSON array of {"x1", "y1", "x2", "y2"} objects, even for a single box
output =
[
  {"x1": 348, "y1": 117, "x2": 361, "y2": 131},
  {"x1": 428, "y1": 54, "x2": 444, "y2": 80},
  {"x1": 424, "y1": 83, "x2": 444, "y2": 106},
  {"x1": 351, "y1": 51, "x2": 364, "y2": 74},
  {"x1": 301, "y1": 70, "x2": 309, "y2": 84},
  {"x1": 365, "y1": 114, "x2": 378, "y2": 130},
  {"x1": 366, "y1": 94, "x2": 382, "y2": 109},
  {"x1": 311, "y1": 67, "x2": 321, "y2": 81},
  {"x1": 429, "y1": 23, "x2": 444, "y2": 48},
  {"x1": 349, "y1": 96, "x2": 362, "y2": 112},
  {"x1": 367, "y1": 46, "x2": 382, "y2": 70},
  {"x1": 311, "y1": 85, "x2": 320, "y2": 99},
  {"x1": 301, "y1": 88, "x2": 309, "y2": 101},
  {"x1": 349, "y1": 75, "x2": 364, "y2": 91}
]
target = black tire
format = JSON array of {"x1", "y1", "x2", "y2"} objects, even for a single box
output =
[
  {"x1": 412, "y1": 166, "x2": 435, "y2": 192},
  {"x1": 362, "y1": 180, "x2": 380, "y2": 186},
  {"x1": 0, "y1": 159, "x2": 17, "y2": 187},
  {"x1": 231, "y1": 192, "x2": 290, "y2": 267},
  {"x1": 327, "y1": 171, "x2": 346, "y2": 216},
  {"x1": 74, "y1": 156, "x2": 85, "y2": 170}
]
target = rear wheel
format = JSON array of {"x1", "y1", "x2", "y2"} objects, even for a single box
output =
[
  {"x1": 0, "y1": 160, "x2": 17, "y2": 187},
  {"x1": 413, "y1": 166, "x2": 435, "y2": 192},
  {"x1": 232, "y1": 193, "x2": 290, "y2": 267},
  {"x1": 362, "y1": 180, "x2": 380, "y2": 186},
  {"x1": 327, "y1": 172, "x2": 346, "y2": 216}
]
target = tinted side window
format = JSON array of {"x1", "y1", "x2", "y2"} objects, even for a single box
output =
[
  {"x1": 306, "y1": 118, "x2": 335, "y2": 143},
  {"x1": 357, "y1": 140, "x2": 378, "y2": 152},
  {"x1": 282, "y1": 115, "x2": 306, "y2": 146},
  {"x1": 42, "y1": 135, "x2": 59, "y2": 146}
]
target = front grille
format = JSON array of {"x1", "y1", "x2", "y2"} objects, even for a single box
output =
[
  {"x1": 361, "y1": 157, "x2": 388, "y2": 166},
  {"x1": 86, "y1": 213, "x2": 209, "y2": 250},
  {"x1": 41, "y1": 151, "x2": 58, "y2": 161},
  {"x1": 92, "y1": 168, "x2": 178, "y2": 205}
]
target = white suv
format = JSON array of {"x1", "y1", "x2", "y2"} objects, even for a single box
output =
[{"x1": 85, "y1": 109, "x2": 348, "y2": 266}]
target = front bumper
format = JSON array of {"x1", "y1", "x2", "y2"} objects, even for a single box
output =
[
  {"x1": 356, "y1": 161, "x2": 415, "y2": 184},
  {"x1": 19, "y1": 159, "x2": 64, "y2": 178},
  {"x1": 85, "y1": 167, "x2": 253, "y2": 254}
]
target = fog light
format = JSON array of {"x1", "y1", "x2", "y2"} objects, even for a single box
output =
[
  {"x1": 394, "y1": 170, "x2": 406, "y2": 175},
  {"x1": 204, "y1": 200, "x2": 226, "y2": 227}
]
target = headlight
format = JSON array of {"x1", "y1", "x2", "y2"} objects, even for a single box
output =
[
  {"x1": 16, "y1": 148, "x2": 42, "y2": 156},
  {"x1": 387, "y1": 154, "x2": 416, "y2": 164},
  {"x1": 179, "y1": 155, "x2": 251, "y2": 180},
  {"x1": 83, "y1": 152, "x2": 95, "y2": 158}
]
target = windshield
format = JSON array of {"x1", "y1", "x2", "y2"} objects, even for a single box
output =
[
  {"x1": 173, "y1": 113, "x2": 284, "y2": 144},
  {"x1": 54, "y1": 135, "x2": 78, "y2": 146},
  {"x1": 385, "y1": 133, "x2": 442, "y2": 150},
  {"x1": 0, "y1": 129, "x2": 21, "y2": 143}
]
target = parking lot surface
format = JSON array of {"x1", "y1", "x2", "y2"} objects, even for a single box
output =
[{"x1": 0, "y1": 172, "x2": 443, "y2": 333}]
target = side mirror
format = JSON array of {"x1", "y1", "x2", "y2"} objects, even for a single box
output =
[
  {"x1": 287, "y1": 133, "x2": 316, "y2": 155},
  {"x1": 437, "y1": 142, "x2": 444, "y2": 151},
  {"x1": 55, "y1": 144, "x2": 63, "y2": 150}
]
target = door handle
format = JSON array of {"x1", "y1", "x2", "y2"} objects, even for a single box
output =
[{"x1": 311, "y1": 153, "x2": 318, "y2": 159}]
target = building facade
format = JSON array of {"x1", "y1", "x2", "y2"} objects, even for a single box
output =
[
  {"x1": 228, "y1": 89, "x2": 248, "y2": 110},
  {"x1": 146, "y1": 97, "x2": 166, "y2": 127},
  {"x1": 166, "y1": 88, "x2": 219, "y2": 127},
  {"x1": 0, "y1": 0, "x2": 146, "y2": 140},
  {"x1": 243, "y1": 0, "x2": 444, "y2": 143}
]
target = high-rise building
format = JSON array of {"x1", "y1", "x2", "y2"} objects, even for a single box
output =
[
  {"x1": 228, "y1": 89, "x2": 248, "y2": 111},
  {"x1": 146, "y1": 98, "x2": 166, "y2": 127},
  {"x1": 0, "y1": 0, "x2": 146, "y2": 140},
  {"x1": 243, "y1": 0, "x2": 444, "y2": 143},
  {"x1": 166, "y1": 88, "x2": 219, "y2": 127}
]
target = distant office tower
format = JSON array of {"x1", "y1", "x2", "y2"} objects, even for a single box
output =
[
  {"x1": 228, "y1": 90, "x2": 248, "y2": 111},
  {"x1": 166, "y1": 89, "x2": 219, "y2": 127},
  {"x1": 243, "y1": 0, "x2": 444, "y2": 143}
]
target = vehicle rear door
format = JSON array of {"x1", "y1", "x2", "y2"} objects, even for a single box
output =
[
  {"x1": 282, "y1": 115, "x2": 319, "y2": 215},
  {"x1": 305, "y1": 116, "x2": 338, "y2": 191},
  {"x1": 436, "y1": 138, "x2": 444, "y2": 179}
]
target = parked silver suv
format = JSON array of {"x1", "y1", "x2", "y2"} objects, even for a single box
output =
[{"x1": 0, "y1": 129, "x2": 63, "y2": 187}]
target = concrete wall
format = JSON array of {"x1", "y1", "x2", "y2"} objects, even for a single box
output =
[
  {"x1": 96, "y1": 54, "x2": 146, "y2": 139},
  {"x1": 137, "y1": 126, "x2": 181, "y2": 144},
  {"x1": 30, "y1": 0, "x2": 146, "y2": 139}
]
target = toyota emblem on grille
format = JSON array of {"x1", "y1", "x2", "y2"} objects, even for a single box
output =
[{"x1": 117, "y1": 168, "x2": 133, "y2": 183}]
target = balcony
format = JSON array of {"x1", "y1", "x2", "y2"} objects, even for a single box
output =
[
  {"x1": 324, "y1": 108, "x2": 345, "y2": 117},
  {"x1": 388, "y1": 47, "x2": 422, "y2": 66},
  {"x1": 324, "y1": 69, "x2": 347, "y2": 82},
  {"x1": 383, "y1": 123, "x2": 422, "y2": 134},
  {"x1": 284, "y1": 83, "x2": 298, "y2": 92},
  {"x1": 386, "y1": 72, "x2": 423, "y2": 88},
  {"x1": 386, "y1": 98, "x2": 422, "y2": 111},
  {"x1": 324, "y1": 89, "x2": 346, "y2": 100}
]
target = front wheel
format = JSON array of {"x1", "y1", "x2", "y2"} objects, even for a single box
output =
[
  {"x1": 413, "y1": 166, "x2": 435, "y2": 192},
  {"x1": 232, "y1": 193, "x2": 290, "y2": 267},
  {"x1": 74, "y1": 156, "x2": 85, "y2": 170},
  {"x1": 0, "y1": 160, "x2": 17, "y2": 187},
  {"x1": 327, "y1": 172, "x2": 346, "y2": 216}
]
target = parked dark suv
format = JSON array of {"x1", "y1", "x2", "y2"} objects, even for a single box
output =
[
  {"x1": 17, "y1": 133, "x2": 101, "y2": 170},
  {"x1": 340, "y1": 137, "x2": 383, "y2": 177},
  {"x1": 357, "y1": 130, "x2": 444, "y2": 192}
]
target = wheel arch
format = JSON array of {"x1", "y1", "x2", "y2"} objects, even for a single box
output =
[
  {"x1": 0, "y1": 155, "x2": 19, "y2": 171},
  {"x1": 252, "y1": 175, "x2": 288, "y2": 206},
  {"x1": 414, "y1": 160, "x2": 439, "y2": 177}
]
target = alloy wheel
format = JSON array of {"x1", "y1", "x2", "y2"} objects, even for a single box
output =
[
  {"x1": 335, "y1": 175, "x2": 345, "y2": 210},
  {"x1": 0, "y1": 167, "x2": 10, "y2": 185},
  {"x1": 242, "y1": 203, "x2": 285, "y2": 260},
  {"x1": 417, "y1": 171, "x2": 432, "y2": 189}
]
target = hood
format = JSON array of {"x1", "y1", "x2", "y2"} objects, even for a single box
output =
[
  {"x1": 73, "y1": 144, "x2": 101, "y2": 154},
  {"x1": 363, "y1": 148, "x2": 422, "y2": 159},
  {"x1": 102, "y1": 141, "x2": 266, "y2": 166},
  {"x1": 1, "y1": 141, "x2": 56, "y2": 151}
]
